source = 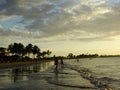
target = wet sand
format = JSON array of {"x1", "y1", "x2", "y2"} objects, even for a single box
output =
[
  {"x1": 0, "y1": 60, "x2": 100, "y2": 90},
  {"x1": 0, "y1": 60, "x2": 114, "y2": 90},
  {"x1": 0, "y1": 60, "x2": 54, "y2": 69}
]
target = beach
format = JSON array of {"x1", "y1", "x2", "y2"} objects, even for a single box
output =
[
  {"x1": 0, "y1": 57, "x2": 119, "y2": 90},
  {"x1": 0, "y1": 60, "x2": 53, "y2": 69},
  {"x1": 0, "y1": 60, "x2": 97, "y2": 90}
]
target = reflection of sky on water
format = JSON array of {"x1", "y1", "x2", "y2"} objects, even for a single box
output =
[
  {"x1": 0, "y1": 61, "x2": 53, "y2": 84},
  {"x1": 0, "y1": 60, "x2": 97, "y2": 90}
]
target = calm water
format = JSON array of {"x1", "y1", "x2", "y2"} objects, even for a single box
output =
[
  {"x1": 0, "y1": 61, "x2": 54, "y2": 89},
  {"x1": 0, "y1": 58, "x2": 120, "y2": 90},
  {"x1": 65, "y1": 57, "x2": 120, "y2": 90},
  {"x1": 0, "y1": 60, "x2": 96, "y2": 90}
]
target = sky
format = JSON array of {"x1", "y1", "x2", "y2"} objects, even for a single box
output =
[{"x1": 0, "y1": 0, "x2": 120, "y2": 56}]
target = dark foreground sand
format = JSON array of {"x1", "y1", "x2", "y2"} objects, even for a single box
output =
[
  {"x1": 0, "y1": 60, "x2": 52, "y2": 69},
  {"x1": 0, "y1": 60, "x2": 113, "y2": 90},
  {"x1": 0, "y1": 61, "x2": 98, "y2": 90}
]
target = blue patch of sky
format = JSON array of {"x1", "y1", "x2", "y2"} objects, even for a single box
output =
[
  {"x1": 106, "y1": 0, "x2": 120, "y2": 5},
  {"x1": 0, "y1": 16, "x2": 23, "y2": 30},
  {"x1": 0, "y1": 15, "x2": 34, "y2": 30},
  {"x1": 0, "y1": 0, "x2": 6, "y2": 5}
]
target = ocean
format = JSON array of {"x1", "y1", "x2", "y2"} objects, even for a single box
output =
[
  {"x1": 65, "y1": 57, "x2": 120, "y2": 90},
  {"x1": 0, "y1": 57, "x2": 119, "y2": 90}
]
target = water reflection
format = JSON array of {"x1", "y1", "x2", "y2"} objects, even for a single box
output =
[{"x1": 0, "y1": 61, "x2": 53, "y2": 84}]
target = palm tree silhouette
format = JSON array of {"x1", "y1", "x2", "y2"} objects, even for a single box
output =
[
  {"x1": 8, "y1": 43, "x2": 14, "y2": 55},
  {"x1": 32, "y1": 45, "x2": 40, "y2": 58},
  {"x1": 25, "y1": 44, "x2": 33, "y2": 57},
  {"x1": 46, "y1": 50, "x2": 52, "y2": 57},
  {"x1": 8, "y1": 43, "x2": 24, "y2": 56}
]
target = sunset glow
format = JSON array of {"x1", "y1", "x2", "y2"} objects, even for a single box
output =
[{"x1": 0, "y1": 0, "x2": 120, "y2": 56}]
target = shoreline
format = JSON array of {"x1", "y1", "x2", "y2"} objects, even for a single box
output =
[
  {"x1": 69, "y1": 66, "x2": 114, "y2": 90},
  {"x1": 0, "y1": 60, "x2": 53, "y2": 69}
]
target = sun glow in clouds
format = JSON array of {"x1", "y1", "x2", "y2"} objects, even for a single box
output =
[{"x1": 0, "y1": 0, "x2": 120, "y2": 55}]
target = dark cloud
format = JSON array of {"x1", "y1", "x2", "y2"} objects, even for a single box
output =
[
  {"x1": 0, "y1": 0, "x2": 120, "y2": 42},
  {"x1": 0, "y1": 26, "x2": 30, "y2": 37},
  {"x1": 0, "y1": 0, "x2": 17, "y2": 11}
]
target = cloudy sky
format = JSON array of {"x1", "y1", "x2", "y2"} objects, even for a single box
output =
[{"x1": 0, "y1": 0, "x2": 120, "y2": 56}]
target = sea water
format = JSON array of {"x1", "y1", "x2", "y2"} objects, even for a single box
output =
[
  {"x1": 0, "y1": 58, "x2": 119, "y2": 90},
  {"x1": 0, "y1": 61, "x2": 54, "y2": 89},
  {"x1": 65, "y1": 57, "x2": 120, "y2": 90}
]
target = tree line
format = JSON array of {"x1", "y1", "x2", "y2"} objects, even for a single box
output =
[
  {"x1": 67, "y1": 53, "x2": 99, "y2": 59},
  {"x1": 67, "y1": 53, "x2": 120, "y2": 59},
  {"x1": 0, "y1": 42, "x2": 52, "y2": 62},
  {"x1": 7, "y1": 43, "x2": 52, "y2": 58}
]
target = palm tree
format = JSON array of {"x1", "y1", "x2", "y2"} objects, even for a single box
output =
[
  {"x1": 8, "y1": 43, "x2": 24, "y2": 56},
  {"x1": 32, "y1": 45, "x2": 40, "y2": 58},
  {"x1": 25, "y1": 44, "x2": 33, "y2": 57},
  {"x1": 46, "y1": 50, "x2": 52, "y2": 57},
  {"x1": 37, "y1": 52, "x2": 42, "y2": 59},
  {"x1": 21, "y1": 48, "x2": 27, "y2": 57},
  {"x1": 12, "y1": 43, "x2": 20, "y2": 55},
  {"x1": 8, "y1": 44, "x2": 14, "y2": 55},
  {"x1": 17, "y1": 43, "x2": 24, "y2": 56},
  {"x1": 41, "y1": 51, "x2": 47, "y2": 58},
  {"x1": 0, "y1": 47, "x2": 6, "y2": 56}
]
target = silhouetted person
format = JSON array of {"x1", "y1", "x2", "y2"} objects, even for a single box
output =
[
  {"x1": 77, "y1": 59, "x2": 79, "y2": 62},
  {"x1": 54, "y1": 58, "x2": 59, "y2": 71},
  {"x1": 60, "y1": 59, "x2": 63, "y2": 64},
  {"x1": 60, "y1": 59, "x2": 64, "y2": 68}
]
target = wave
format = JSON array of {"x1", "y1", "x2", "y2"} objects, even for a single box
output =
[
  {"x1": 46, "y1": 78, "x2": 98, "y2": 89},
  {"x1": 65, "y1": 64, "x2": 114, "y2": 90}
]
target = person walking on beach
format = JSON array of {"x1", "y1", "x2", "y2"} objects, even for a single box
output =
[
  {"x1": 54, "y1": 58, "x2": 59, "y2": 70},
  {"x1": 60, "y1": 58, "x2": 64, "y2": 68},
  {"x1": 77, "y1": 59, "x2": 79, "y2": 62}
]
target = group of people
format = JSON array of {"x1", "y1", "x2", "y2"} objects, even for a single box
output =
[{"x1": 54, "y1": 58, "x2": 64, "y2": 70}]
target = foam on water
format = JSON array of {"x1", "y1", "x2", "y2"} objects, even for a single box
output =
[
  {"x1": 65, "y1": 57, "x2": 120, "y2": 90},
  {"x1": 46, "y1": 68, "x2": 97, "y2": 89}
]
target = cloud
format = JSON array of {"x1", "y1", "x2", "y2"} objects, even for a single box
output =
[
  {"x1": 0, "y1": 0, "x2": 120, "y2": 43},
  {"x1": 0, "y1": 15, "x2": 13, "y2": 21}
]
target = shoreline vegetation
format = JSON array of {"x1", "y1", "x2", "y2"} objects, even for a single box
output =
[
  {"x1": 1, "y1": 42, "x2": 120, "y2": 69},
  {"x1": 0, "y1": 42, "x2": 54, "y2": 69}
]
